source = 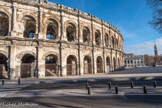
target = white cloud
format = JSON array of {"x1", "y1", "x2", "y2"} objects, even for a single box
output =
[{"x1": 124, "y1": 37, "x2": 162, "y2": 55}]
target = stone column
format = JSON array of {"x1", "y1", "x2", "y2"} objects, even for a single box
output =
[
  {"x1": 37, "y1": 46, "x2": 45, "y2": 78},
  {"x1": 38, "y1": 7, "x2": 43, "y2": 39},
  {"x1": 61, "y1": 56, "x2": 67, "y2": 77},
  {"x1": 110, "y1": 50, "x2": 113, "y2": 72},
  {"x1": 78, "y1": 10, "x2": 81, "y2": 75},
  {"x1": 104, "y1": 53, "x2": 107, "y2": 73},
  {"x1": 59, "y1": 8, "x2": 63, "y2": 77},
  {"x1": 91, "y1": 15, "x2": 95, "y2": 74},
  {"x1": 101, "y1": 22, "x2": 105, "y2": 73},
  {"x1": 9, "y1": 45, "x2": 16, "y2": 79},
  {"x1": 94, "y1": 53, "x2": 97, "y2": 74},
  {"x1": 10, "y1": 2, "x2": 17, "y2": 37},
  {"x1": 80, "y1": 52, "x2": 84, "y2": 75}
]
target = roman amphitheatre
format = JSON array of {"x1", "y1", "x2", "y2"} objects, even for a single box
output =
[{"x1": 0, "y1": 0, "x2": 124, "y2": 79}]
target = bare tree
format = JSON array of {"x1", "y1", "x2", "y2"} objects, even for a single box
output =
[{"x1": 147, "y1": 0, "x2": 162, "y2": 33}]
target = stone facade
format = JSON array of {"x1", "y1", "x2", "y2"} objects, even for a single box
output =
[
  {"x1": 125, "y1": 53, "x2": 145, "y2": 68},
  {"x1": 0, "y1": 0, "x2": 124, "y2": 79}
]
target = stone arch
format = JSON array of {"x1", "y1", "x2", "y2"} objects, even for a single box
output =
[
  {"x1": 22, "y1": 15, "x2": 37, "y2": 38},
  {"x1": 106, "y1": 56, "x2": 110, "y2": 73},
  {"x1": 46, "y1": 19, "x2": 59, "y2": 40},
  {"x1": 66, "y1": 55, "x2": 77, "y2": 76},
  {"x1": 21, "y1": 54, "x2": 35, "y2": 63},
  {"x1": 95, "y1": 30, "x2": 101, "y2": 46},
  {"x1": 0, "y1": 50, "x2": 8, "y2": 57},
  {"x1": 44, "y1": 15, "x2": 60, "y2": 26},
  {"x1": 22, "y1": 13, "x2": 38, "y2": 24},
  {"x1": 42, "y1": 51, "x2": 59, "y2": 60},
  {"x1": 112, "y1": 36, "x2": 115, "y2": 48},
  {"x1": 17, "y1": 51, "x2": 36, "y2": 61},
  {"x1": 96, "y1": 56, "x2": 103, "y2": 73},
  {"x1": 105, "y1": 33, "x2": 109, "y2": 47},
  {"x1": 20, "y1": 53, "x2": 36, "y2": 78},
  {"x1": 82, "y1": 26, "x2": 90, "y2": 44},
  {"x1": 116, "y1": 39, "x2": 119, "y2": 49},
  {"x1": 0, "y1": 11, "x2": 9, "y2": 36},
  {"x1": 64, "y1": 20, "x2": 78, "y2": 41},
  {"x1": 83, "y1": 55, "x2": 92, "y2": 74},
  {"x1": 0, "y1": 52, "x2": 8, "y2": 78},
  {"x1": 45, "y1": 54, "x2": 58, "y2": 64},
  {"x1": 45, "y1": 53, "x2": 59, "y2": 77},
  {"x1": 0, "y1": 8, "x2": 11, "y2": 35},
  {"x1": 66, "y1": 23, "x2": 76, "y2": 42}
]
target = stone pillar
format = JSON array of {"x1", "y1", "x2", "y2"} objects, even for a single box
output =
[
  {"x1": 91, "y1": 15, "x2": 95, "y2": 74},
  {"x1": 10, "y1": 2, "x2": 17, "y2": 37},
  {"x1": 80, "y1": 53, "x2": 84, "y2": 75},
  {"x1": 59, "y1": 8, "x2": 63, "y2": 77},
  {"x1": 110, "y1": 50, "x2": 113, "y2": 72},
  {"x1": 104, "y1": 54, "x2": 107, "y2": 73},
  {"x1": 38, "y1": 46, "x2": 45, "y2": 78},
  {"x1": 38, "y1": 7, "x2": 43, "y2": 39},
  {"x1": 94, "y1": 54, "x2": 97, "y2": 74},
  {"x1": 9, "y1": 45, "x2": 16, "y2": 79},
  {"x1": 62, "y1": 57, "x2": 67, "y2": 77},
  {"x1": 101, "y1": 23, "x2": 105, "y2": 73},
  {"x1": 78, "y1": 10, "x2": 81, "y2": 75}
]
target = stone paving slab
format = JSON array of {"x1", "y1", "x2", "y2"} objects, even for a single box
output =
[{"x1": 5, "y1": 86, "x2": 162, "y2": 98}]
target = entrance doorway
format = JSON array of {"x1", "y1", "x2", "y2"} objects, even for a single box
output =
[{"x1": 21, "y1": 54, "x2": 35, "y2": 78}]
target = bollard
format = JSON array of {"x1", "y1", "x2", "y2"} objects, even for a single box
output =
[
  {"x1": 108, "y1": 82, "x2": 111, "y2": 89},
  {"x1": 115, "y1": 85, "x2": 118, "y2": 94},
  {"x1": 2, "y1": 80, "x2": 4, "y2": 85},
  {"x1": 88, "y1": 86, "x2": 91, "y2": 95},
  {"x1": 130, "y1": 81, "x2": 134, "y2": 88},
  {"x1": 153, "y1": 80, "x2": 157, "y2": 88},
  {"x1": 143, "y1": 85, "x2": 147, "y2": 94},
  {"x1": 86, "y1": 83, "x2": 89, "y2": 89},
  {"x1": 18, "y1": 79, "x2": 20, "y2": 85}
]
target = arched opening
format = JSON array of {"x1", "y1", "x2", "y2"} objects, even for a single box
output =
[
  {"x1": 66, "y1": 55, "x2": 77, "y2": 76},
  {"x1": 23, "y1": 16, "x2": 36, "y2": 38},
  {"x1": 45, "y1": 55, "x2": 58, "y2": 77},
  {"x1": 116, "y1": 40, "x2": 119, "y2": 49},
  {"x1": 46, "y1": 19, "x2": 58, "y2": 40},
  {"x1": 95, "y1": 30, "x2": 101, "y2": 46},
  {"x1": 112, "y1": 37, "x2": 115, "y2": 48},
  {"x1": 106, "y1": 57, "x2": 110, "y2": 73},
  {"x1": 83, "y1": 27, "x2": 90, "y2": 44},
  {"x1": 21, "y1": 54, "x2": 35, "y2": 78},
  {"x1": 97, "y1": 56, "x2": 103, "y2": 73},
  {"x1": 84, "y1": 56, "x2": 91, "y2": 74},
  {"x1": 113, "y1": 58, "x2": 116, "y2": 71},
  {"x1": 105, "y1": 34, "x2": 109, "y2": 47},
  {"x1": 0, "y1": 54, "x2": 7, "y2": 79},
  {"x1": 0, "y1": 12, "x2": 9, "y2": 36},
  {"x1": 66, "y1": 23, "x2": 76, "y2": 42},
  {"x1": 118, "y1": 58, "x2": 120, "y2": 70}
]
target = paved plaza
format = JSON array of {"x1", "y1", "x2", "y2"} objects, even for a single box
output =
[{"x1": 0, "y1": 67, "x2": 162, "y2": 108}]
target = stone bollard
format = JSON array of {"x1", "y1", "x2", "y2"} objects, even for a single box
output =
[
  {"x1": 153, "y1": 80, "x2": 157, "y2": 88},
  {"x1": 143, "y1": 85, "x2": 147, "y2": 94},
  {"x1": 88, "y1": 86, "x2": 91, "y2": 95},
  {"x1": 18, "y1": 79, "x2": 21, "y2": 85},
  {"x1": 2, "y1": 80, "x2": 4, "y2": 85},
  {"x1": 115, "y1": 85, "x2": 118, "y2": 94},
  {"x1": 108, "y1": 82, "x2": 111, "y2": 89},
  {"x1": 86, "y1": 83, "x2": 89, "y2": 89},
  {"x1": 130, "y1": 81, "x2": 134, "y2": 88}
]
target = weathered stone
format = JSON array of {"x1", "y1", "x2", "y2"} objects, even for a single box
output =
[{"x1": 0, "y1": 0, "x2": 124, "y2": 79}]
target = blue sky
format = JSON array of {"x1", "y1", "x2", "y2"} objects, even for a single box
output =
[{"x1": 49, "y1": 0, "x2": 162, "y2": 55}]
